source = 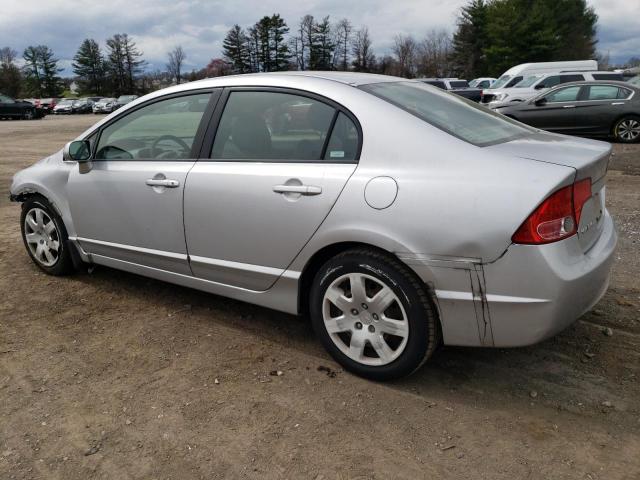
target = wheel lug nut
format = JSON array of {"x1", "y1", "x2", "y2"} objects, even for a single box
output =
[
  {"x1": 368, "y1": 325, "x2": 375, "y2": 333},
  {"x1": 355, "y1": 322, "x2": 363, "y2": 330},
  {"x1": 351, "y1": 308, "x2": 359, "y2": 315},
  {"x1": 361, "y1": 303, "x2": 368, "y2": 310}
]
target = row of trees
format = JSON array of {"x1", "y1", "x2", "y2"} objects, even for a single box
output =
[
  {"x1": 451, "y1": 0, "x2": 598, "y2": 79},
  {"x1": 0, "y1": 0, "x2": 631, "y2": 100},
  {"x1": 222, "y1": 15, "x2": 379, "y2": 74}
]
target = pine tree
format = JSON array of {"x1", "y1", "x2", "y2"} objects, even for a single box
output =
[
  {"x1": 450, "y1": 0, "x2": 489, "y2": 79},
  {"x1": 310, "y1": 16, "x2": 334, "y2": 70},
  {"x1": 106, "y1": 34, "x2": 145, "y2": 95},
  {"x1": 222, "y1": 25, "x2": 251, "y2": 73},
  {"x1": 22, "y1": 45, "x2": 61, "y2": 97},
  {"x1": 270, "y1": 14, "x2": 290, "y2": 71},
  {"x1": 72, "y1": 38, "x2": 105, "y2": 95}
]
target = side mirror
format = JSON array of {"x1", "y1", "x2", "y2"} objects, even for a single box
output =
[
  {"x1": 534, "y1": 97, "x2": 547, "y2": 106},
  {"x1": 63, "y1": 140, "x2": 91, "y2": 162}
]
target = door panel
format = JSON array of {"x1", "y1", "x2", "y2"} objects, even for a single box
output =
[
  {"x1": 66, "y1": 91, "x2": 216, "y2": 274},
  {"x1": 184, "y1": 162, "x2": 356, "y2": 290},
  {"x1": 68, "y1": 161, "x2": 194, "y2": 274}
]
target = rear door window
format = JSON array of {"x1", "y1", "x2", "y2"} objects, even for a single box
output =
[
  {"x1": 323, "y1": 113, "x2": 359, "y2": 161},
  {"x1": 586, "y1": 85, "x2": 622, "y2": 100},
  {"x1": 211, "y1": 91, "x2": 338, "y2": 161}
]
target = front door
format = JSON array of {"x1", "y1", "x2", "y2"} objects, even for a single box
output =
[
  {"x1": 184, "y1": 89, "x2": 360, "y2": 290},
  {"x1": 67, "y1": 91, "x2": 215, "y2": 274},
  {"x1": 520, "y1": 85, "x2": 583, "y2": 132}
]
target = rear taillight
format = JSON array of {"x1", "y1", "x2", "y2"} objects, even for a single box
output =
[{"x1": 512, "y1": 178, "x2": 592, "y2": 245}]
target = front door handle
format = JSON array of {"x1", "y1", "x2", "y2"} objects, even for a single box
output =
[
  {"x1": 273, "y1": 184, "x2": 322, "y2": 195},
  {"x1": 146, "y1": 178, "x2": 180, "y2": 188},
  {"x1": 611, "y1": 102, "x2": 625, "y2": 105},
  {"x1": 562, "y1": 105, "x2": 575, "y2": 108}
]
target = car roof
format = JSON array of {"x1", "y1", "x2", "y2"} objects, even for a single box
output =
[
  {"x1": 550, "y1": 80, "x2": 637, "y2": 88},
  {"x1": 187, "y1": 71, "x2": 405, "y2": 88}
]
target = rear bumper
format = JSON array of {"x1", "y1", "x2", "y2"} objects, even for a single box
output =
[{"x1": 482, "y1": 210, "x2": 617, "y2": 347}]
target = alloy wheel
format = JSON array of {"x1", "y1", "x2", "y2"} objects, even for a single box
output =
[
  {"x1": 617, "y1": 119, "x2": 640, "y2": 141},
  {"x1": 322, "y1": 273, "x2": 409, "y2": 366},
  {"x1": 24, "y1": 207, "x2": 60, "y2": 267}
]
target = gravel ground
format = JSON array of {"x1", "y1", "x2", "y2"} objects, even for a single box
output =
[{"x1": 1, "y1": 115, "x2": 639, "y2": 480}]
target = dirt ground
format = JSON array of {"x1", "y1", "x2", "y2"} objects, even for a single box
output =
[{"x1": 1, "y1": 115, "x2": 639, "y2": 480}]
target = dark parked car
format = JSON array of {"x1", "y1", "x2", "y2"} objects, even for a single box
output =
[
  {"x1": 0, "y1": 94, "x2": 43, "y2": 120},
  {"x1": 494, "y1": 81, "x2": 640, "y2": 143},
  {"x1": 73, "y1": 98, "x2": 94, "y2": 114},
  {"x1": 114, "y1": 94, "x2": 138, "y2": 110},
  {"x1": 418, "y1": 78, "x2": 483, "y2": 102}
]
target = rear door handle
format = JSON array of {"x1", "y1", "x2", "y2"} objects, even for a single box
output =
[
  {"x1": 611, "y1": 102, "x2": 625, "y2": 105},
  {"x1": 562, "y1": 105, "x2": 575, "y2": 108},
  {"x1": 273, "y1": 185, "x2": 322, "y2": 195},
  {"x1": 146, "y1": 178, "x2": 180, "y2": 188}
]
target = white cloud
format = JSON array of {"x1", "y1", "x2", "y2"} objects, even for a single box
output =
[{"x1": 0, "y1": 0, "x2": 637, "y2": 75}]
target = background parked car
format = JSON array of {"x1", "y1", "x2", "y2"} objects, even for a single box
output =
[
  {"x1": 483, "y1": 71, "x2": 624, "y2": 106},
  {"x1": 494, "y1": 81, "x2": 640, "y2": 143},
  {"x1": 488, "y1": 60, "x2": 598, "y2": 91},
  {"x1": 114, "y1": 95, "x2": 138, "y2": 110},
  {"x1": 92, "y1": 97, "x2": 118, "y2": 114},
  {"x1": 73, "y1": 98, "x2": 94, "y2": 114},
  {"x1": 469, "y1": 77, "x2": 496, "y2": 89},
  {"x1": 53, "y1": 98, "x2": 79, "y2": 114},
  {"x1": 0, "y1": 94, "x2": 43, "y2": 120},
  {"x1": 418, "y1": 78, "x2": 483, "y2": 102}
]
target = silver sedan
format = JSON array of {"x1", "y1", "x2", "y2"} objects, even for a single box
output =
[{"x1": 10, "y1": 72, "x2": 617, "y2": 380}]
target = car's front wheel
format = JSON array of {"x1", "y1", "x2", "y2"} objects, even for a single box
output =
[
  {"x1": 310, "y1": 249, "x2": 440, "y2": 380},
  {"x1": 20, "y1": 196, "x2": 74, "y2": 275},
  {"x1": 613, "y1": 115, "x2": 640, "y2": 143},
  {"x1": 22, "y1": 109, "x2": 34, "y2": 120}
]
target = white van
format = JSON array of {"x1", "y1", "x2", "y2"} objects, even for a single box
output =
[{"x1": 488, "y1": 60, "x2": 598, "y2": 90}]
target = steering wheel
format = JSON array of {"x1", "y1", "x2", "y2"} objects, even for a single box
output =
[{"x1": 151, "y1": 135, "x2": 190, "y2": 159}]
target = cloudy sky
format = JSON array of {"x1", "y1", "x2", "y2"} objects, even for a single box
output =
[{"x1": 0, "y1": 0, "x2": 638, "y2": 75}]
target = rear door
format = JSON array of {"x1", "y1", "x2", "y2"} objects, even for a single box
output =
[
  {"x1": 183, "y1": 88, "x2": 360, "y2": 291},
  {"x1": 572, "y1": 84, "x2": 633, "y2": 135}
]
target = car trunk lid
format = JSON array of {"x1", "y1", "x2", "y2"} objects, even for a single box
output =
[{"x1": 488, "y1": 132, "x2": 612, "y2": 252}]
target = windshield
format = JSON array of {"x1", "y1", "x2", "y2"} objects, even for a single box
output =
[
  {"x1": 490, "y1": 75, "x2": 511, "y2": 89},
  {"x1": 118, "y1": 95, "x2": 136, "y2": 102},
  {"x1": 360, "y1": 81, "x2": 533, "y2": 146},
  {"x1": 628, "y1": 76, "x2": 640, "y2": 87},
  {"x1": 514, "y1": 75, "x2": 543, "y2": 88},
  {"x1": 59, "y1": 99, "x2": 74, "y2": 105}
]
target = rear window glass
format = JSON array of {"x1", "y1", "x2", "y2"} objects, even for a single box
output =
[{"x1": 360, "y1": 81, "x2": 533, "y2": 146}]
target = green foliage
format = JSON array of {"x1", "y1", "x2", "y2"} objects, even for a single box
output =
[
  {"x1": 106, "y1": 33, "x2": 145, "y2": 96},
  {"x1": 22, "y1": 45, "x2": 61, "y2": 97},
  {"x1": 223, "y1": 25, "x2": 251, "y2": 73},
  {"x1": 309, "y1": 16, "x2": 334, "y2": 70},
  {"x1": 452, "y1": 0, "x2": 598, "y2": 78},
  {"x1": 73, "y1": 38, "x2": 106, "y2": 95}
]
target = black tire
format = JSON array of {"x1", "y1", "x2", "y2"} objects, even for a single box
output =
[
  {"x1": 22, "y1": 108, "x2": 34, "y2": 120},
  {"x1": 613, "y1": 115, "x2": 640, "y2": 143},
  {"x1": 20, "y1": 196, "x2": 75, "y2": 276},
  {"x1": 310, "y1": 248, "x2": 440, "y2": 381}
]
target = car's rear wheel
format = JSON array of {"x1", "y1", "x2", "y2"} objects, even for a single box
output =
[
  {"x1": 20, "y1": 196, "x2": 74, "y2": 275},
  {"x1": 22, "y1": 109, "x2": 34, "y2": 120},
  {"x1": 613, "y1": 116, "x2": 640, "y2": 143},
  {"x1": 310, "y1": 248, "x2": 440, "y2": 381}
]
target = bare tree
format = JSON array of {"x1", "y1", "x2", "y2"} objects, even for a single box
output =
[
  {"x1": 416, "y1": 29, "x2": 453, "y2": 78},
  {"x1": 351, "y1": 27, "x2": 375, "y2": 72},
  {"x1": 333, "y1": 18, "x2": 352, "y2": 71},
  {"x1": 167, "y1": 45, "x2": 186, "y2": 84},
  {"x1": 392, "y1": 34, "x2": 417, "y2": 78}
]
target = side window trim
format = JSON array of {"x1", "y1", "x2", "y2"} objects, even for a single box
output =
[
  {"x1": 89, "y1": 88, "x2": 221, "y2": 161},
  {"x1": 199, "y1": 86, "x2": 362, "y2": 164}
]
